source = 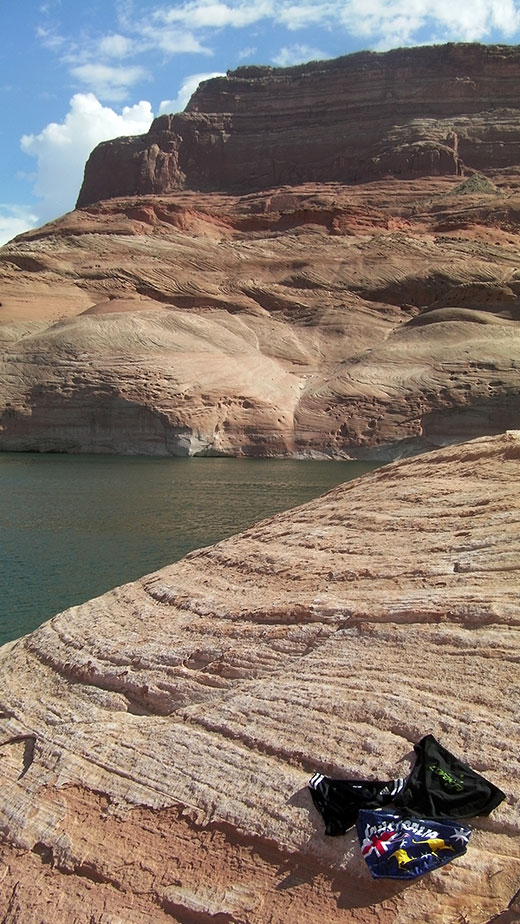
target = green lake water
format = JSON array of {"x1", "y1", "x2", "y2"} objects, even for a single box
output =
[{"x1": 0, "y1": 454, "x2": 379, "y2": 645}]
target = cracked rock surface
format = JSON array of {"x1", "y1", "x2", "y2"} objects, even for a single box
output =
[{"x1": 0, "y1": 431, "x2": 519, "y2": 922}]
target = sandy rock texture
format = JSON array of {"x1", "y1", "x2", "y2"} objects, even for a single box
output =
[
  {"x1": 0, "y1": 431, "x2": 518, "y2": 923},
  {"x1": 77, "y1": 44, "x2": 520, "y2": 205},
  {"x1": 1, "y1": 175, "x2": 520, "y2": 457}
]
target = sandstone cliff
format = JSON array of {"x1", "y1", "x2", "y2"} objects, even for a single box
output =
[
  {"x1": 0, "y1": 432, "x2": 518, "y2": 922},
  {"x1": 1, "y1": 175, "x2": 520, "y2": 457},
  {"x1": 77, "y1": 44, "x2": 520, "y2": 206}
]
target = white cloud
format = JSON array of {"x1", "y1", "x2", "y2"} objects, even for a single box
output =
[
  {"x1": 153, "y1": 1, "x2": 275, "y2": 29},
  {"x1": 238, "y1": 45, "x2": 258, "y2": 60},
  {"x1": 115, "y1": 0, "x2": 137, "y2": 31},
  {"x1": 70, "y1": 63, "x2": 149, "y2": 102},
  {"x1": 0, "y1": 206, "x2": 39, "y2": 247},
  {"x1": 137, "y1": 24, "x2": 211, "y2": 54},
  {"x1": 339, "y1": 0, "x2": 520, "y2": 44},
  {"x1": 158, "y1": 71, "x2": 225, "y2": 113},
  {"x1": 20, "y1": 94, "x2": 154, "y2": 222},
  {"x1": 141, "y1": 0, "x2": 520, "y2": 51},
  {"x1": 36, "y1": 25, "x2": 67, "y2": 51},
  {"x1": 277, "y1": 3, "x2": 332, "y2": 30},
  {"x1": 39, "y1": 0, "x2": 62, "y2": 12},
  {"x1": 98, "y1": 33, "x2": 135, "y2": 58},
  {"x1": 273, "y1": 45, "x2": 330, "y2": 67},
  {"x1": 491, "y1": 0, "x2": 520, "y2": 31}
]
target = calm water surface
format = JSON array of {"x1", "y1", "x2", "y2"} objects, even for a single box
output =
[{"x1": 0, "y1": 454, "x2": 379, "y2": 645}]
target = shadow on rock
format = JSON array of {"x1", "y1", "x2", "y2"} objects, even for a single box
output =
[{"x1": 282, "y1": 786, "x2": 412, "y2": 909}]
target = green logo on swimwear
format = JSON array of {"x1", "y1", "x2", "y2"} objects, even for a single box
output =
[{"x1": 428, "y1": 763, "x2": 465, "y2": 792}]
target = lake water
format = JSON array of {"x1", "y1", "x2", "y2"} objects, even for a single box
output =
[{"x1": 0, "y1": 454, "x2": 379, "y2": 645}]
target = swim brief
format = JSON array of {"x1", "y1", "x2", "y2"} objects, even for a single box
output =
[
  {"x1": 394, "y1": 734, "x2": 506, "y2": 819},
  {"x1": 356, "y1": 809, "x2": 471, "y2": 880},
  {"x1": 308, "y1": 772, "x2": 406, "y2": 836},
  {"x1": 309, "y1": 734, "x2": 504, "y2": 835}
]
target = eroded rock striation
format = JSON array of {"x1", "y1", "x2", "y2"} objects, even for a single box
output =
[
  {"x1": 1, "y1": 176, "x2": 520, "y2": 457},
  {"x1": 0, "y1": 432, "x2": 519, "y2": 922},
  {"x1": 78, "y1": 44, "x2": 520, "y2": 206}
]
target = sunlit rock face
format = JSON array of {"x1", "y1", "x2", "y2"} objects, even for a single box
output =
[
  {"x1": 77, "y1": 44, "x2": 520, "y2": 205},
  {"x1": 0, "y1": 431, "x2": 518, "y2": 922},
  {"x1": 1, "y1": 175, "x2": 520, "y2": 457}
]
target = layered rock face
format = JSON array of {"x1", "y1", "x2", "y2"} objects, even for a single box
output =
[
  {"x1": 0, "y1": 432, "x2": 519, "y2": 922},
  {"x1": 77, "y1": 44, "x2": 520, "y2": 206},
  {"x1": 1, "y1": 175, "x2": 520, "y2": 457}
]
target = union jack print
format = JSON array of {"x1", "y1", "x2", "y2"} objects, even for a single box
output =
[{"x1": 361, "y1": 829, "x2": 398, "y2": 858}]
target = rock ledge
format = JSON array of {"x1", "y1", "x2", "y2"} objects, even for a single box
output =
[{"x1": 0, "y1": 432, "x2": 518, "y2": 922}]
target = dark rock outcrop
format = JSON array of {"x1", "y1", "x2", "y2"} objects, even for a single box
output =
[{"x1": 77, "y1": 43, "x2": 520, "y2": 207}]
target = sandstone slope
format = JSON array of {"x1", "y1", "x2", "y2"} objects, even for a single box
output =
[
  {"x1": 1, "y1": 176, "x2": 520, "y2": 457},
  {"x1": 0, "y1": 431, "x2": 518, "y2": 923}
]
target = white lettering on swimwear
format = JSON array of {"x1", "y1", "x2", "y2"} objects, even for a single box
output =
[{"x1": 366, "y1": 820, "x2": 439, "y2": 839}]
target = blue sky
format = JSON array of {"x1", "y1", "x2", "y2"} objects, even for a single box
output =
[{"x1": 1, "y1": 0, "x2": 520, "y2": 245}]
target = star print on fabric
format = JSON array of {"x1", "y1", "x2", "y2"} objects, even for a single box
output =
[
  {"x1": 451, "y1": 828, "x2": 470, "y2": 846},
  {"x1": 361, "y1": 829, "x2": 399, "y2": 858}
]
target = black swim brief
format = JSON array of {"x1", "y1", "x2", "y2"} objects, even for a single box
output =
[
  {"x1": 394, "y1": 734, "x2": 505, "y2": 819},
  {"x1": 308, "y1": 772, "x2": 406, "y2": 835},
  {"x1": 309, "y1": 734, "x2": 505, "y2": 835}
]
